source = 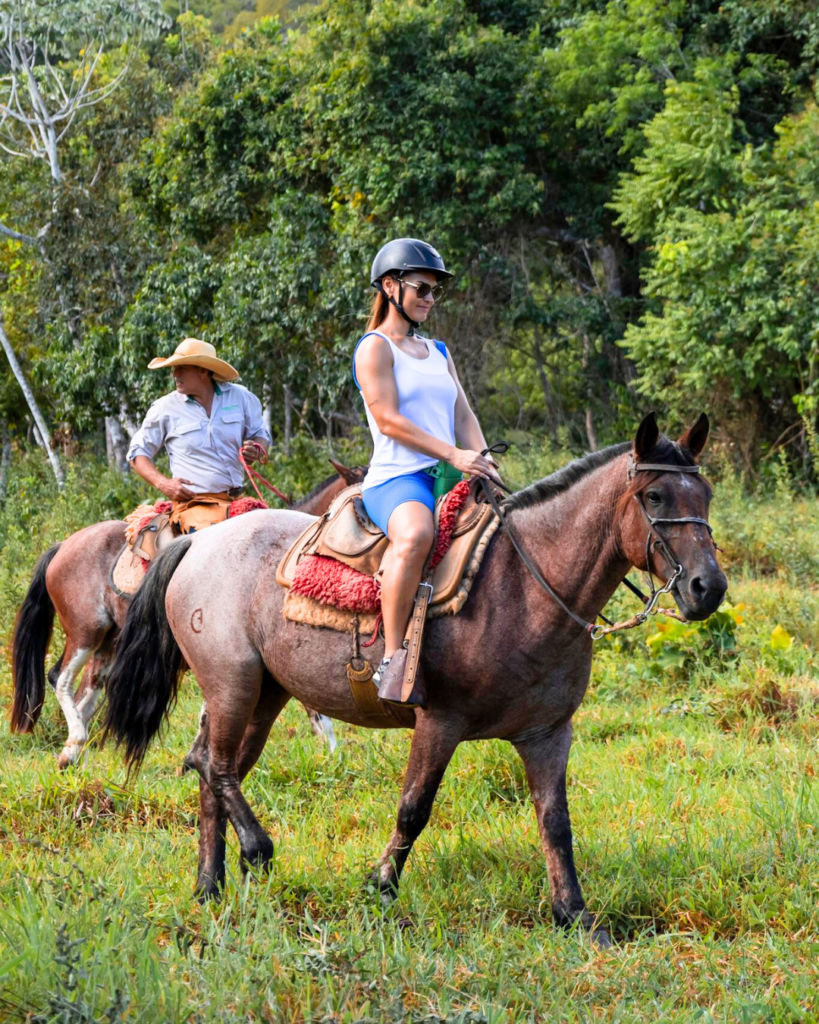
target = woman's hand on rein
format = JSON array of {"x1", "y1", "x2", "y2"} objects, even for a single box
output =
[{"x1": 450, "y1": 448, "x2": 504, "y2": 487}]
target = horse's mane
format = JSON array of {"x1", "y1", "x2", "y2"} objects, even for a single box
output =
[
  {"x1": 504, "y1": 436, "x2": 696, "y2": 513},
  {"x1": 297, "y1": 470, "x2": 342, "y2": 505}
]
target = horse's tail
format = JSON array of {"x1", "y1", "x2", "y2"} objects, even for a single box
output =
[
  {"x1": 102, "y1": 537, "x2": 193, "y2": 770},
  {"x1": 10, "y1": 544, "x2": 61, "y2": 733}
]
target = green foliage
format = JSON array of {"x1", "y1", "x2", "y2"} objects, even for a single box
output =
[
  {"x1": 613, "y1": 77, "x2": 819, "y2": 465},
  {"x1": 5, "y1": 0, "x2": 819, "y2": 469}
]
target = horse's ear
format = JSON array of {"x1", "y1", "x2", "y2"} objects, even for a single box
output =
[
  {"x1": 678, "y1": 413, "x2": 710, "y2": 460},
  {"x1": 634, "y1": 412, "x2": 660, "y2": 461},
  {"x1": 329, "y1": 458, "x2": 363, "y2": 485}
]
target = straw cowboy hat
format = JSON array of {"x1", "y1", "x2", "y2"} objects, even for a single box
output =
[{"x1": 148, "y1": 338, "x2": 239, "y2": 383}]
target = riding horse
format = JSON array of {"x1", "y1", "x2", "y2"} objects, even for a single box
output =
[
  {"x1": 10, "y1": 460, "x2": 363, "y2": 767},
  {"x1": 103, "y1": 415, "x2": 727, "y2": 945}
]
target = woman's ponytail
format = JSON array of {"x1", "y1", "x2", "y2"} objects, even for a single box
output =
[{"x1": 366, "y1": 288, "x2": 390, "y2": 332}]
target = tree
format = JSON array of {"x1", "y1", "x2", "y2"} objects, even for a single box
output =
[
  {"x1": 612, "y1": 64, "x2": 819, "y2": 469},
  {"x1": 0, "y1": 0, "x2": 167, "y2": 483}
]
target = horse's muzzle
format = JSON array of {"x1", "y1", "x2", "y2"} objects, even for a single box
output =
[{"x1": 674, "y1": 569, "x2": 728, "y2": 621}]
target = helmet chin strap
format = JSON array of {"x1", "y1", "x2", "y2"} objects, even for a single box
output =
[{"x1": 379, "y1": 279, "x2": 419, "y2": 336}]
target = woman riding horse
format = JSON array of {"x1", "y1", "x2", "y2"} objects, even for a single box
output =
[{"x1": 354, "y1": 238, "x2": 503, "y2": 704}]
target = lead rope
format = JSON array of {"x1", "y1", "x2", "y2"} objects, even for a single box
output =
[{"x1": 238, "y1": 441, "x2": 292, "y2": 506}]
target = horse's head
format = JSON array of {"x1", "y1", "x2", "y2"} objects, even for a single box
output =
[
  {"x1": 328, "y1": 459, "x2": 367, "y2": 487},
  {"x1": 618, "y1": 412, "x2": 727, "y2": 621}
]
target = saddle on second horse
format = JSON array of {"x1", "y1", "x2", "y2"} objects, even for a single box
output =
[
  {"x1": 112, "y1": 493, "x2": 262, "y2": 597},
  {"x1": 276, "y1": 479, "x2": 500, "y2": 706}
]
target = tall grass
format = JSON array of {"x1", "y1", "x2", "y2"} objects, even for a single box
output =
[{"x1": 1, "y1": 444, "x2": 818, "y2": 1022}]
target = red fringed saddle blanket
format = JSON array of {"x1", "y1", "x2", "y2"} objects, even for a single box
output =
[
  {"x1": 289, "y1": 480, "x2": 471, "y2": 615},
  {"x1": 277, "y1": 480, "x2": 500, "y2": 634}
]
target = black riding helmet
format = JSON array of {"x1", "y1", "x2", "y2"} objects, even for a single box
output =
[{"x1": 370, "y1": 238, "x2": 453, "y2": 335}]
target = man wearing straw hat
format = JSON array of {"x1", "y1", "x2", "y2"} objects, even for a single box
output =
[{"x1": 127, "y1": 338, "x2": 271, "y2": 535}]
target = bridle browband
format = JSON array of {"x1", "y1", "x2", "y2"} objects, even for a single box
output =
[{"x1": 480, "y1": 446, "x2": 715, "y2": 641}]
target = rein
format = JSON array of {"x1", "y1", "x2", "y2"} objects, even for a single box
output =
[
  {"x1": 238, "y1": 442, "x2": 292, "y2": 506},
  {"x1": 480, "y1": 446, "x2": 714, "y2": 641}
]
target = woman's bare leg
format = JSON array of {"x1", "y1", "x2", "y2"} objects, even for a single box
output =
[{"x1": 380, "y1": 501, "x2": 434, "y2": 657}]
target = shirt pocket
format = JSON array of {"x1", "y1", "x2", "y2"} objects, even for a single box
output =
[
  {"x1": 173, "y1": 420, "x2": 204, "y2": 452},
  {"x1": 220, "y1": 411, "x2": 244, "y2": 447}
]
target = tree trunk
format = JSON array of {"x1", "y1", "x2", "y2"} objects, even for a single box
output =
[
  {"x1": 283, "y1": 382, "x2": 293, "y2": 456},
  {"x1": 118, "y1": 403, "x2": 139, "y2": 439},
  {"x1": 262, "y1": 384, "x2": 273, "y2": 443},
  {"x1": 532, "y1": 330, "x2": 557, "y2": 433},
  {"x1": 582, "y1": 334, "x2": 598, "y2": 451},
  {"x1": 105, "y1": 416, "x2": 129, "y2": 473},
  {"x1": 0, "y1": 418, "x2": 11, "y2": 501},
  {"x1": 0, "y1": 318, "x2": 64, "y2": 488}
]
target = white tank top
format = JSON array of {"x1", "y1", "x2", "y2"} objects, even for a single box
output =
[{"x1": 354, "y1": 330, "x2": 458, "y2": 491}]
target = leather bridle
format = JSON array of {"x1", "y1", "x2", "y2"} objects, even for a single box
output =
[{"x1": 480, "y1": 445, "x2": 715, "y2": 641}]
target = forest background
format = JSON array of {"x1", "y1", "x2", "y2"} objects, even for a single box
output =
[
  {"x1": 2, "y1": 0, "x2": 819, "y2": 493},
  {"x1": 4, "y1": 5, "x2": 819, "y2": 1021}
]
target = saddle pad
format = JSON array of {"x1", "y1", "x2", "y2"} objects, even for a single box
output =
[
  {"x1": 280, "y1": 512, "x2": 500, "y2": 634},
  {"x1": 276, "y1": 482, "x2": 497, "y2": 609},
  {"x1": 111, "y1": 544, "x2": 146, "y2": 597}
]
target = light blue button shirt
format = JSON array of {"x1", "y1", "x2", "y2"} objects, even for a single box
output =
[{"x1": 126, "y1": 382, "x2": 271, "y2": 494}]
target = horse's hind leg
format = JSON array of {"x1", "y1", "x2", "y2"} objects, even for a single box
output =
[
  {"x1": 196, "y1": 678, "x2": 291, "y2": 900},
  {"x1": 74, "y1": 636, "x2": 116, "y2": 740},
  {"x1": 514, "y1": 723, "x2": 611, "y2": 948},
  {"x1": 198, "y1": 667, "x2": 288, "y2": 886},
  {"x1": 54, "y1": 640, "x2": 96, "y2": 769},
  {"x1": 371, "y1": 711, "x2": 463, "y2": 905},
  {"x1": 184, "y1": 702, "x2": 209, "y2": 775}
]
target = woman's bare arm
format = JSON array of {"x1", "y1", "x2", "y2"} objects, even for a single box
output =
[{"x1": 355, "y1": 335, "x2": 498, "y2": 480}]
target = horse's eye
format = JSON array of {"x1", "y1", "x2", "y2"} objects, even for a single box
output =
[{"x1": 647, "y1": 491, "x2": 661, "y2": 505}]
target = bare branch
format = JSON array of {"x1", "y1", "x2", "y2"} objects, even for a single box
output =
[
  {"x1": 0, "y1": 220, "x2": 38, "y2": 245},
  {"x1": 0, "y1": 137, "x2": 32, "y2": 158}
]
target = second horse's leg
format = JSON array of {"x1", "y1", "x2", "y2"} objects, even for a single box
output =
[
  {"x1": 54, "y1": 638, "x2": 100, "y2": 769},
  {"x1": 305, "y1": 705, "x2": 337, "y2": 752}
]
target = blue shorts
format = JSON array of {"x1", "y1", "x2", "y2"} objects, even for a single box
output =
[{"x1": 361, "y1": 470, "x2": 435, "y2": 537}]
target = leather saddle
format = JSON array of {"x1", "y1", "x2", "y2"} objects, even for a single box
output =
[
  {"x1": 130, "y1": 513, "x2": 177, "y2": 562},
  {"x1": 276, "y1": 479, "x2": 497, "y2": 610}
]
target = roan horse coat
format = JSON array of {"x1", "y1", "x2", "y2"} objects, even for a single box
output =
[{"x1": 104, "y1": 415, "x2": 727, "y2": 946}]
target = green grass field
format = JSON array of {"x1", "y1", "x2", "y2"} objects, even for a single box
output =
[{"x1": 1, "y1": 450, "x2": 819, "y2": 1023}]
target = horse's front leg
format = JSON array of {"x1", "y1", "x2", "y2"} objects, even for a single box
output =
[
  {"x1": 305, "y1": 705, "x2": 337, "y2": 752},
  {"x1": 371, "y1": 710, "x2": 463, "y2": 905},
  {"x1": 514, "y1": 722, "x2": 611, "y2": 948}
]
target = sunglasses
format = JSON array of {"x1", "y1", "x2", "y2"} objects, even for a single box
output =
[{"x1": 400, "y1": 278, "x2": 445, "y2": 301}]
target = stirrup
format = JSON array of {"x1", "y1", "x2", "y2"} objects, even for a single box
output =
[{"x1": 375, "y1": 649, "x2": 424, "y2": 708}]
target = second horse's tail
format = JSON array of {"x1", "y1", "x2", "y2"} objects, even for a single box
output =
[
  {"x1": 10, "y1": 544, "x2": 61, "y2": 733},
  {"x1": 102, "y1": 537, "x2": 193, "y2": 770}
]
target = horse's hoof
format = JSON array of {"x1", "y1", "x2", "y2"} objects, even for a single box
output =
[
  {"x1": 194, "y1": 879, "x2": 223, "y2": 904},
  {"x1": 240, "y1": 837, "x2": 274, "y2": 875},
  {"x1": 589, "y1": 927, "x2": 612, "y2": 949},
  {"x1": 365, "y1": 867, "x2": 398, "y2": 906}
]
